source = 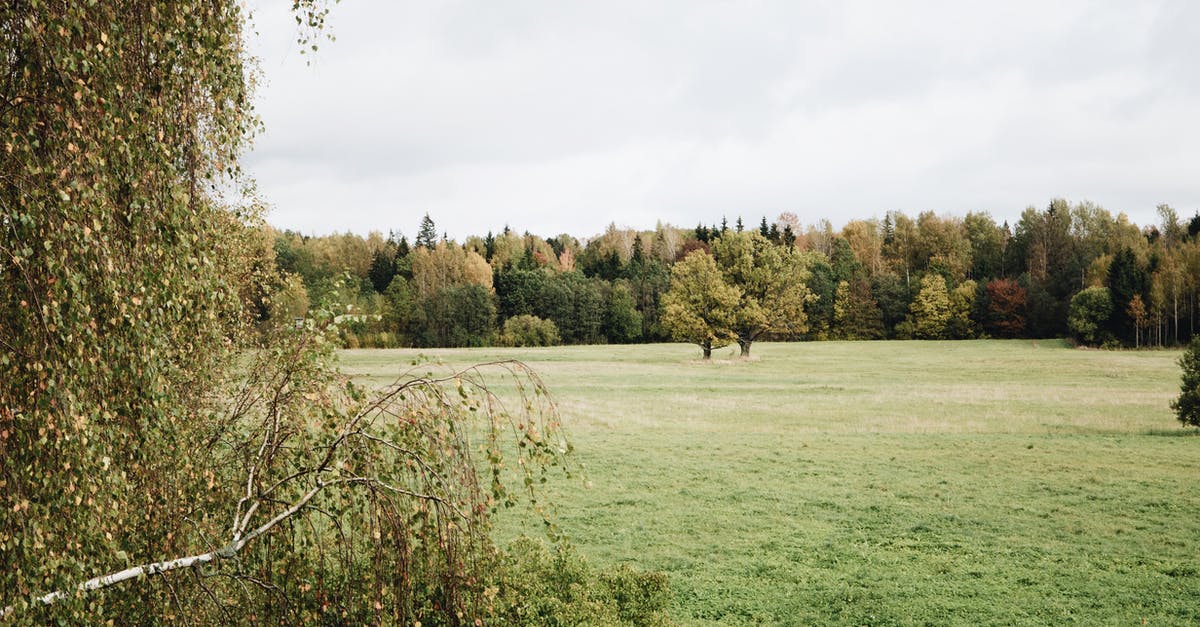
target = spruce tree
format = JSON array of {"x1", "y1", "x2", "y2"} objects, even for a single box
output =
[
  {"x1": 1106, "y1": 247, "x2": 1146, "y2": 343},
  {"x1": 416, "y1": 213, "x2": 438, "y2": 249},
  {"x1": 1171, "y1": 336, "x2": 1200, "y2": 427},
  {"x1": 368, "y1": 247, "x2": 397, "y2": 293}
]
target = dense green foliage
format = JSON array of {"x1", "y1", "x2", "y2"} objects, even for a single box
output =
[
  {"x1": 1068, "y1": 286, "x2": 1115, "y2": 346},
  {"x1": 709, "y1": 231, "x2": 813, "y2": 356},
  {"x1": 345, "y1": 341, "x2": 1198, "y2": 624},
  {"x1": 275, "y1": 200, "x2": 1200, "y2": 351},
  {"x1": 1171, "y1": 336, "x2": 1200, "y2": 427},
  {"x1": 501, "y1": 315, "x2": 562, "y2": 347}
]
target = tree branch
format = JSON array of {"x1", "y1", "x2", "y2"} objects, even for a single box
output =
[
  {"x1": 3, "y1": 359, "x2": 565, "y2": 619},
  {"x1": 2, "y1": 476, "x2": 342, "y2": 618}
]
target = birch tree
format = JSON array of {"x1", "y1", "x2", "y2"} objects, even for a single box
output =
[{"x1": 0, "y1": 3, "x2": 579, "y2": 622}]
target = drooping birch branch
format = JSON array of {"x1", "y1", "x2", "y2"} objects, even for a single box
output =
[
  {"x1": 3, "y1": 359, "x2": 566, "y2": 620},
  {"x1": 1, "y1": 477, "x2": 338, "y2": 618}
]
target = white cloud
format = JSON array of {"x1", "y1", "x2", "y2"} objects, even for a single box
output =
[{"x1": 244, "y1": 0, "x2": 1200, "y2": 239}]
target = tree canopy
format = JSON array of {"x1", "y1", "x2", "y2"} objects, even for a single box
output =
[
  {"x1": 709, "y1": 231, "x2": 813, "y2": 356},
  {"x1": 661, "y1": 251, "x2": 741, "y2": 359}
]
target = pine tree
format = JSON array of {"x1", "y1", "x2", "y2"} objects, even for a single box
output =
[
  {"x1": 629, "y1": 235, "x2": 646, "y2": 278},
  {"x1": 416, "y1": 213, "x2": 437, "y2": 249},
  {"x1": 483, "y1": 231, "x2": 496, "y2": 260},
  {"x1": 631, "y1": 235, "x2": 646, "y2": 265},
  {"x1": 368, "y1": 247, "x2": 397, "y2": 293},
  {"x1": 782, "y1": 224, "x2": 796, "y2": 248},
  {"x1": 1106, "y1": 247, "x2": 1147, "y2": 343},
  {"x1": 882, "y1": 212, "x2": 896, "y2": 245},
  {"x1": 395, "y1": 235, "x2": 413, "y2": 280}
]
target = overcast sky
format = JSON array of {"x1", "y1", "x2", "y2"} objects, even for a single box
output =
[{"x1": 244, "y1": 1, "x2": 1200, "y2": 240}]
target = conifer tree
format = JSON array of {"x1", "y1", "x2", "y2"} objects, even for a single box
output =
[
  {"x1": 416, "y1": 213, "x2": 438, "y2": 249},
  {"x1": 1171, "y1": 336, "x2": 1200, "y2": 427}
]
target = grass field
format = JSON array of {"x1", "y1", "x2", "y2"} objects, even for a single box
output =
[{"x1": 340, "y1": 340, "x2": 1200, "y2": 625}]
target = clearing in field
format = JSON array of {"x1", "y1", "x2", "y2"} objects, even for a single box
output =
[{"x1": 341, "y1": 339, "x2": 1200, "y2": 624}]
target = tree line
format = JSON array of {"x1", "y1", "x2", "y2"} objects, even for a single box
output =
[{"x1": 271, "y1": 201, "x2": 1200, "y2": 353}]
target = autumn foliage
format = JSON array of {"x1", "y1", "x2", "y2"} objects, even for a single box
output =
[{"x1": 985, "y1": 279, "x2": 1028, "y2": 338}]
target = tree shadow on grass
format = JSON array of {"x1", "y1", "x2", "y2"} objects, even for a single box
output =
[{"x1": 1142, "y1": 427, "x2": 1200, "y2": 437}]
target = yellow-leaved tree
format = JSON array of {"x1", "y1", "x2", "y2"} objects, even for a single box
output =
[{"x1": 661, "y1": 250, "x2": 741, "y2": 359}]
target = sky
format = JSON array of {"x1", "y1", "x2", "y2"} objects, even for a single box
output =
[{"x1": 244, "y1": 0, "x2": 1200, "y2": 241}]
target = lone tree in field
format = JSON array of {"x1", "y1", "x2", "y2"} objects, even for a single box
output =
[
  {"x1": 661, "y1": 250, "x2": 741, "y2": 359},
  {"x1": 709, "y1": 231, "x2": 814, "y2": 357},
  {"x1": 1171, "y1": 336, "x2": 1200, "y2": 427}
]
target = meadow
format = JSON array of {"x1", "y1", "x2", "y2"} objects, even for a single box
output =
[{"x1": 340, "y1": 340, "x2": 1200, "y2": 625}]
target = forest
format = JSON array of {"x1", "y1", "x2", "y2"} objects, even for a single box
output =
[{"x1": 271, "y1": 203, "x2": 1200, "y2": 351}]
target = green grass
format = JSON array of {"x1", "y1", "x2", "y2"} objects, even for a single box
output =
[{"x1": 340, "y1": 340, "x2": 1200, "y2": 625}]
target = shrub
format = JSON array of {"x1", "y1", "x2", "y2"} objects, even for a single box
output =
[
  {"x1": 502, "y1": 315, "x2": 562, "y2": 347},
  {"x1": 1068, "y1": 286, "x2": 1113, "y2": 346},
  {"x1": 494, "y1": 537, "x2": 671, "y2": 626}
]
